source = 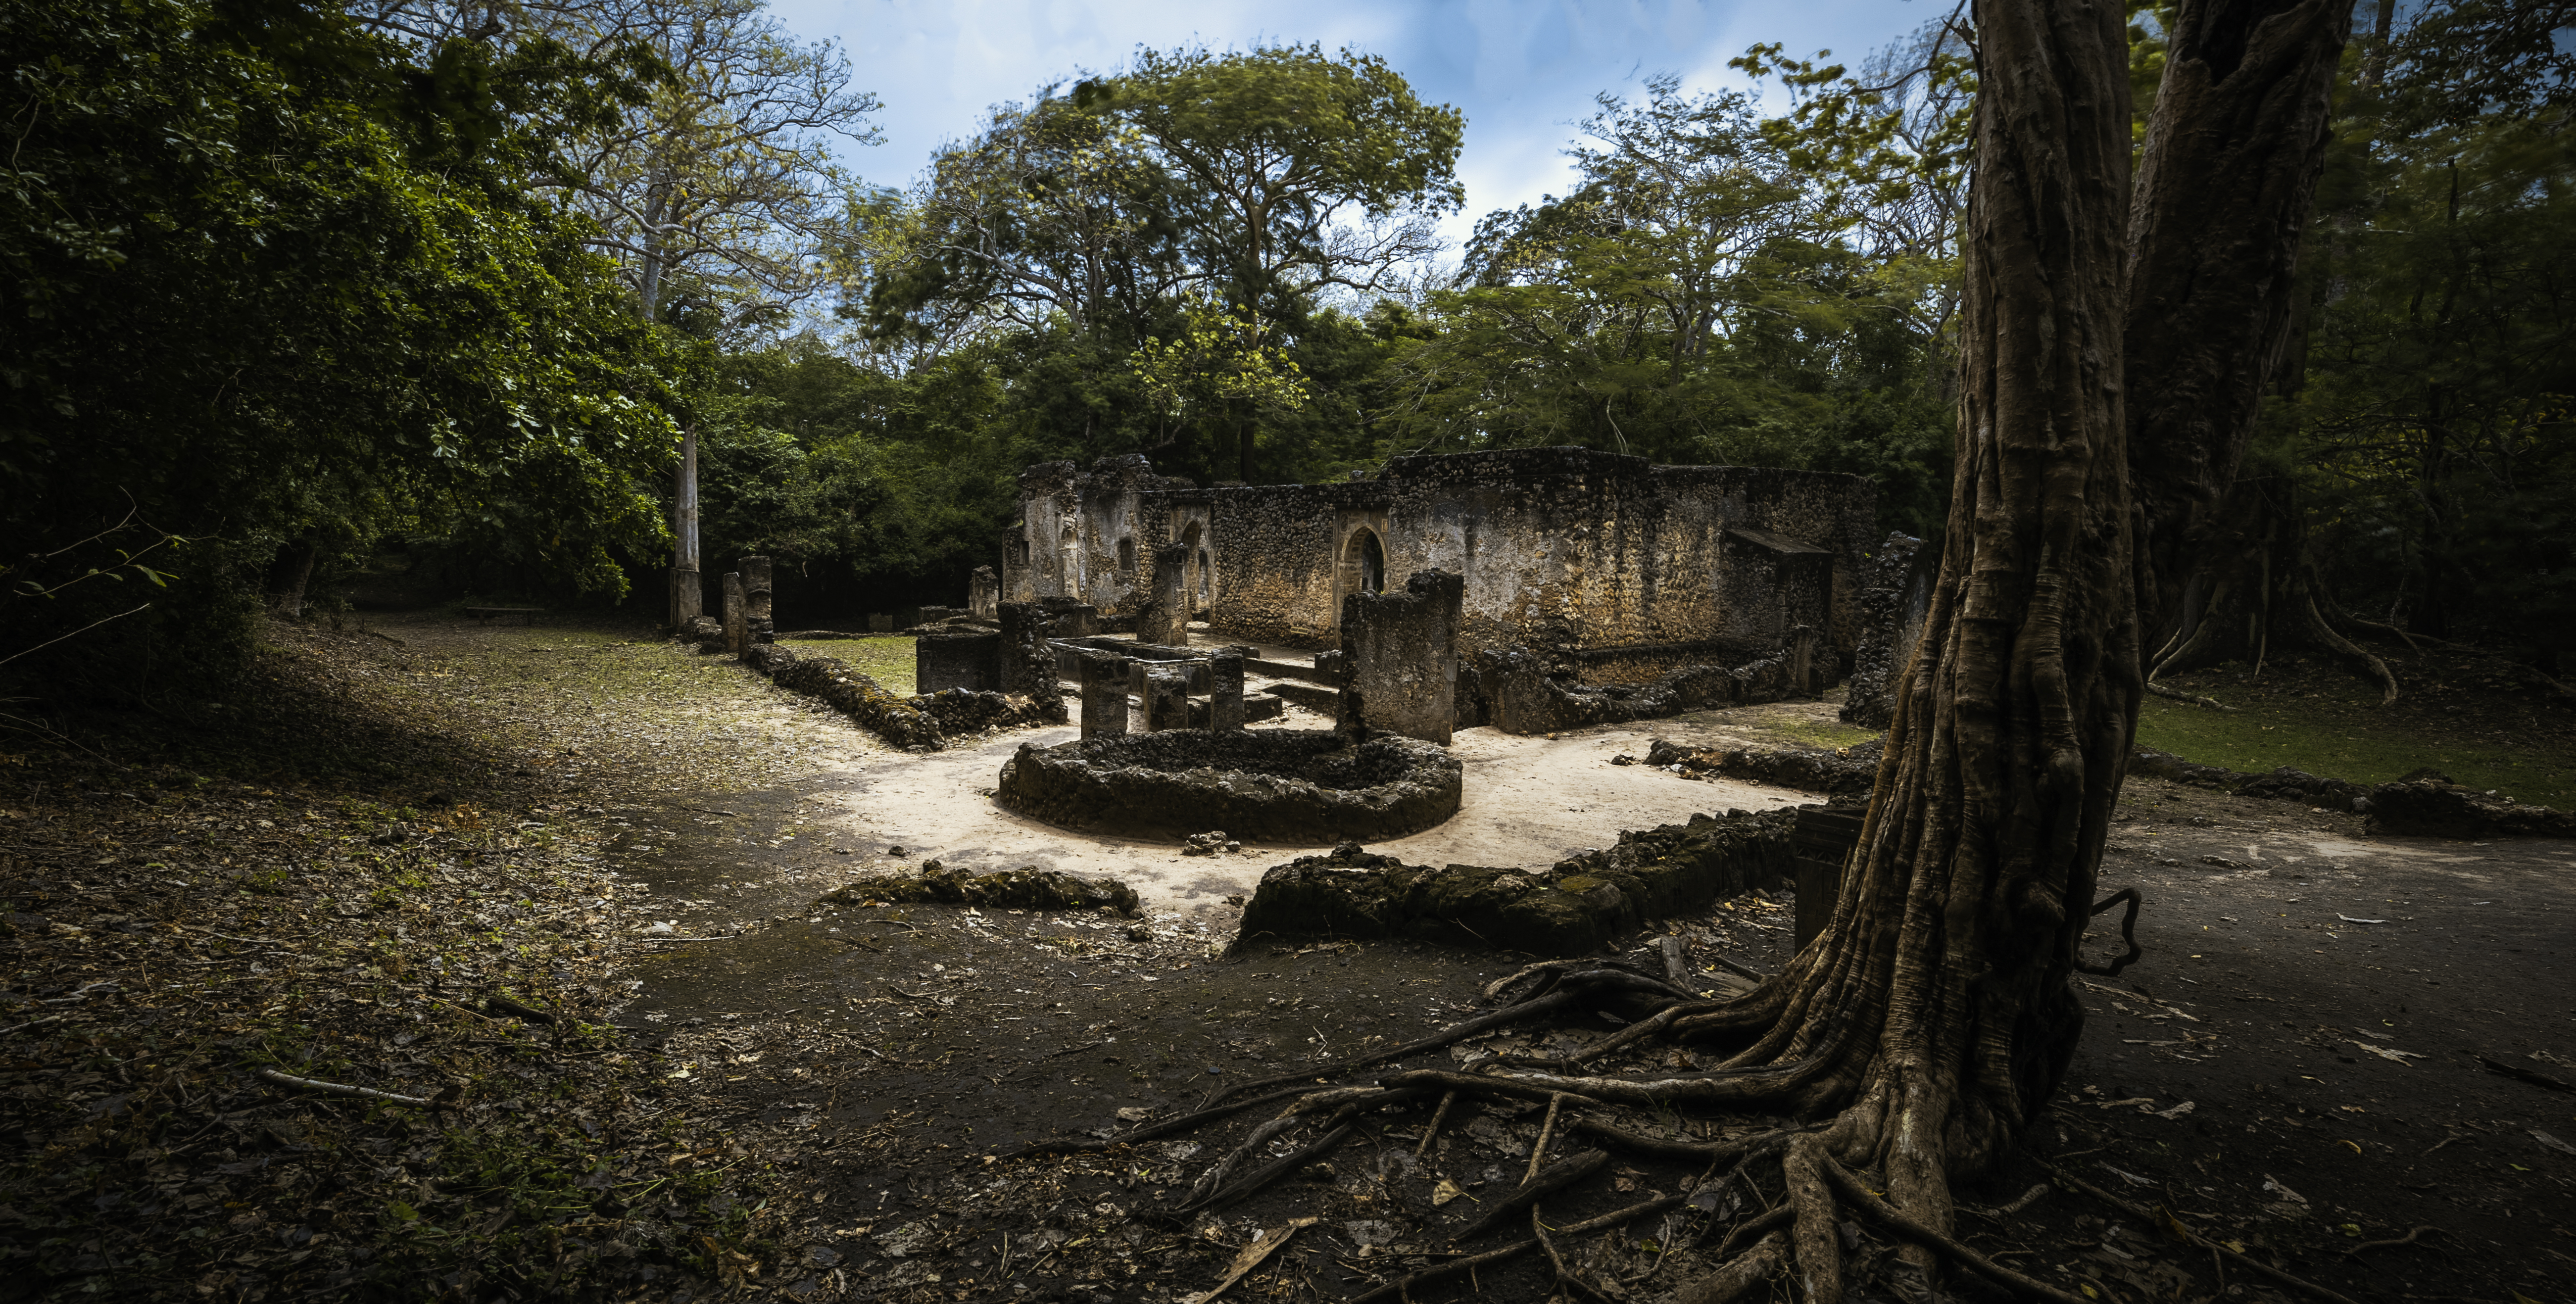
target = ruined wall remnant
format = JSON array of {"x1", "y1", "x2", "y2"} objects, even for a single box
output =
[
  {"x1": 969, "y1": 565, "x2": 1000, "y2": 619},
  {"x1": 1007, "y1": 448, "x2": 1875, "y2": 665},
  {"x1": 995, "y1": 602, "x2": 1068, "y2": 723},
  {"x1": 740, "y1": 556, "x2": 775, "y2": 646},
  {"x1": 917, "y1": 631, "x2": 1002, "y2": 694},
  {"x1": 1840, "y1": 533, "x2": 1940, "y2": 730},
  {"x1": 1339, "y1": 569, "x2": 1462, "y2": 745},
  {"x1": 1135, "y1": 541, "x2": 1191, "y2": 648},
  {"x1": 1077, "y1": 649, "x2": 1128, "y2": 739},
  {"x1": 722, "y1": 572, "x2": 746, "y2": 655}
]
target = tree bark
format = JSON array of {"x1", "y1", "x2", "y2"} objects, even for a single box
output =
[
  {"x1": 2125, "y1": 0, "x2": 2357, "y2": 642},
  {"x1": 2145, "y1": 477, "x2": 2399, "y2": 700}
]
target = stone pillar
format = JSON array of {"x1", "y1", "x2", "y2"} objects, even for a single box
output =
[
  {"x1": 722, "y1": 572, "x2": 746, "y2": 656},
  {"x1": 1132, "y1": 662, "x2": 1191, "y2": 732},
  {"x1": 1790, "y1": 624, "x2": 1821, "y2": 698},
  {"x1": 996, "y1": 602, "x2": 1067, "y2": 721},
  {"x1": 1207, "y1": 651, "x2": 1246, "y2": 731},
  {"x1": 670, "y1": 425, "x2": 701, "y2": 629},
  {"x1": 1137, "y1": 541, "x2": 1190, "y2": 648},
  {"x1": 740, "y1": 556, "x2": 774, "y2": 646},
  {"x1": 1078, "y1": 650, "x2": 1129, "y2": 738},
  {"x1": 970, "y1": 565, "x2": 1000, "y2": 620},
  {"x1": 1336, "y1": 569, "x2": 1462, "y2": 745}
]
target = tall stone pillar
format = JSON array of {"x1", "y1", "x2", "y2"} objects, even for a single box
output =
[
  {"x1": 740, "y1": 556, "x2": 774, "y2": 646},
  {"x1": 969, "y1": 565, "x2": 1001, "y2": 620},
  {"x1": 722, "y1": 572, "x2": 746, "y2": 656},
  {"x1": 1078, "y1": 650, "x2": 1129, "y2": 739},
  {"x1": 670, "y1": 426, "x2": 701, "y2": 629},
  {"x1": 1208, "y1": 651, "x2": 1246, "y2": 731},
  {"x1": 1137, "y1": 541, "x2": 1190, "y2": 649}
]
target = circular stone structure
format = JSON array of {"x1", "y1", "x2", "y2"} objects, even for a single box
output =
[{"x1": 995, "y1": 729, "x2": 1461, "y2": 842}]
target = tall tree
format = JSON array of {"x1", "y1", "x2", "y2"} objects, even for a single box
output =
[{"x1": 1474, "y1": 3, "x2": 2354, "y2": 1297}]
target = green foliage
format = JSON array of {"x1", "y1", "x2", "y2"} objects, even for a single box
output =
[
  {"x1": 2284, "y1": 0, "x2": 2576, "y2": 654},
  {"x1": 1372, "y1": 75, "x2": 1956, "y2": 536},
  {"x1": 1, "y1": 0, "x2": 690, "y2": 695}
]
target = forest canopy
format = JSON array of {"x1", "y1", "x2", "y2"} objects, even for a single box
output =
[{"x1": 3, "y1": 0, "x2": 2568, "y2": 698}]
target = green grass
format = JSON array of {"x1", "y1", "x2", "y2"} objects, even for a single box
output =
[
  {"x1": 2136, "y1": 680, "x2": 2576, "y2": 808},
  {"x1": 778, "y1": 635, "x2": 916, "y2": 696}
]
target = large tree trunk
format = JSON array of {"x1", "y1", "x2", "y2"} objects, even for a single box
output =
[
  {"x1": 2147, "y1": 476, "x2": 2400, "y2": 700},
  {"x1": 2125, "y1": 0, "x2": 2358, "y2": 638},
  {"x1": 1487, "y1": 3, "x2": 2354, "y2": 1300}
]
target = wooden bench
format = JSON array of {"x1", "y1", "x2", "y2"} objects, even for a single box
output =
[{"x1": 464, "y1": 606, "x2": 544, "y2": 626}]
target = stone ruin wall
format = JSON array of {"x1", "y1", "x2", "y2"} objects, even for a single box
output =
[{"x1": 1002, "y1": 448, "x2": 1877, "y2": 667}]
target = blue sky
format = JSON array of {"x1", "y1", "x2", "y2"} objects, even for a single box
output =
[{"x1": 767, "y1": 0, "x2": 1949, "y2": 247}]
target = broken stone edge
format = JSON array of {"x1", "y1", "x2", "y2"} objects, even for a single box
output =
[
  {"x1": 824, "y1": 863, "x2": 1141, "y2": 917},
  {"x1": 994, "y1": 729, "x2": 1462, "y2": 843},
  {"x1": 1234, "y1": 808, "x2": 1801, "y2": 958},
  {"x1": 737, "y1": 642, "x2": 1057, "y2": 753}
]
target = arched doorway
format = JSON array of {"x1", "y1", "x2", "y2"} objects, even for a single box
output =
[{"x1": 1346, "y1": 527, "x2": 1386, "y2": 596}]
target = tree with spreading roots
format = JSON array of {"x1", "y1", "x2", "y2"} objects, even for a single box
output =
[{"x1": 1484, "y1": 0, "x2": 2358, "y2": 1297}]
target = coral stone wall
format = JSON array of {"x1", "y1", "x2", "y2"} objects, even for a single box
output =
[{"x1": 1006, "y1": 448, "x2": 1876, "y2": 660}]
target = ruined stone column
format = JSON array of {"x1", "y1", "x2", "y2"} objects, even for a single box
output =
[
  {"x1": 1207, "y1": 651, "x2": 1246, "y2": 731},
  {"x1": 1790, "y1": 624, "x2": 1821, "y2": 698},
  {"x1": 669, "y1": 425, "x2": 701, "y2": 630},
  {"x1": 1137, "y1": 541, "x2": 1190, "y2": 648},
  {"x1": 1133, "y1": 663, "x2": 1191, "y2": 732},
  {"x1": 969, "y1": 565, "x2": 1000, "y2": 620},
  {"x1": 1078, "y1": 650, "x2": 1129, "y2": 738},
  {"x1": 1336, "y1": 569, "x2": 1463, "y2": 745},
  {"x1": 722, "y1": 572, "x2": 746, "y2": 656},
  {"x1": 740, "y1": 556, "x2": 774, "y2": 646},
  {"x1": 996, "y1": 602, "x2": 1067, "y2": 722}
]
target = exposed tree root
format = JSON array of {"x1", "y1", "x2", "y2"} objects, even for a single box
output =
[
  {"x1": 2143, "y1": 679, "x2": 2238, "y2": 710},
  {"x1": 1454, "y1": 1150, "x2": 1608, "y2": 1242},
  {"x1": 1533, "y1": 1204, "x2": 1621, "y2": 1304},
  {"x1": 1820, "y1": 1154, "x2": 2095, "y2": 1304},
  {"x1": 1343, "y1": 1195, "x2": 1686, "y2": 1304}
]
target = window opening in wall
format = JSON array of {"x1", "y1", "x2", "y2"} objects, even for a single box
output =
[
  {"x1": 1118, "y1": 536, "x2": 1135, "y2": 573},
  {"x1": 1358, "y1": 530, "x2": 1386, "y2": 595}
]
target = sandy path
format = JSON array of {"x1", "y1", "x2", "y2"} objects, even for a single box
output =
[{"x1": 803, "y1": 720, "x2": 1809, "y2": 910}]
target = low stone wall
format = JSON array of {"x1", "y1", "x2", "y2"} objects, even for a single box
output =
[
  {"x1": 2362, "y1": 776, "x2": 2576, "y2": 839},
  {"x1": 1641, "y1": 738, "x2": 1883, "y2": 796},
  {"x1": 1235, "y1": 808, "x2": 1800, "y2": 955},
  {"x1": 823, "y1": 863, "x2": 1139, "y2": 916},
  {"x1": 1458, "y1": 645, "x2": 1808, "y2": 735},
  {"x1": 996, "y1": 729, "x2": 1460, "y2": 842},
  {"x1": 2126, "y1": 748, "x2": 2372, "y2": 808},
  {"x1": 741, "y1": 644, "x2": 1058, "y2": 752}
]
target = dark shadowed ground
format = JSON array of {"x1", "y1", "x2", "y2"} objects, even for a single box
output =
[{"x1": 4, "y1": 611, "x2": 2570, "y2": 1304}]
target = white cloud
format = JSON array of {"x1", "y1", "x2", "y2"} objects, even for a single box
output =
[{"x1": 771, "y1": 0, "x2": 1932, "y2": 248}]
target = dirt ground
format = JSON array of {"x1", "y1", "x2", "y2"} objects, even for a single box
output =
[{"x1": 6, "y1": 611, "x2": 2573, "y2": 1304}]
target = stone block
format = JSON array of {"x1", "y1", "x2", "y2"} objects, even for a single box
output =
[
  {"x1": 1336, "y1": 569, "x2": 1462, "y2": 745},
  {"x1": 1078, "y1": 650, "x2": 1129, "y2": 739},
  {"x1": 868, "y1": 613, "x2": 895, "y2": 633},
  {"x1": 1132, "y1": 662, "x2": 1192, "y2": 732},
  {"x1": 1207, "y1": 651, "x2": 1246, "y2": 731},
  {"x1": 1036, "y1": 596, "x2": 1096, "y2": 638},
  {"x1": 970, "y1": 565, "x2": 1001, "y2": 619},
  {"x1": 722, "y1": 572, "x2": 746, "y2": 655},
  {"x1": 917, "y1": 631, "x2": 1001, "y2": 693},
  {"x1": 740, "y1": 556, "x2": 774, "y2": 646}
]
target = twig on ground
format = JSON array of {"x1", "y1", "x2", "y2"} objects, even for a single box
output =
[
  {"x1": 1414, "y1": 1089, "x2": 1457, "y2": 1159},
  {"x1": 1196, "y1": 1217, "x2": 1316, "y2": 1304},
  {"x1": 2040, "y1": 1159, "x2": 2362, "y2": 1304},
  {"x1": 2347, "y1": 1226, "x2": 2447, "y2": 1258},
  {"x1": 1523, "y1": 1092, "x2": 1569, "y2": 1186},
  {"x1": 252, "y1": 1066, "x2": 437, "y2": 1109},
  {"x1": 2474, "y1": 1055, "x2": 2572, "y2": 1093},
  {"x1": 2144, "y1": 680, "x2": 2237, "y2": 711},
  {"x1": 1533, "y1": 1204, "x2": 1620, "y2": 1304}
]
